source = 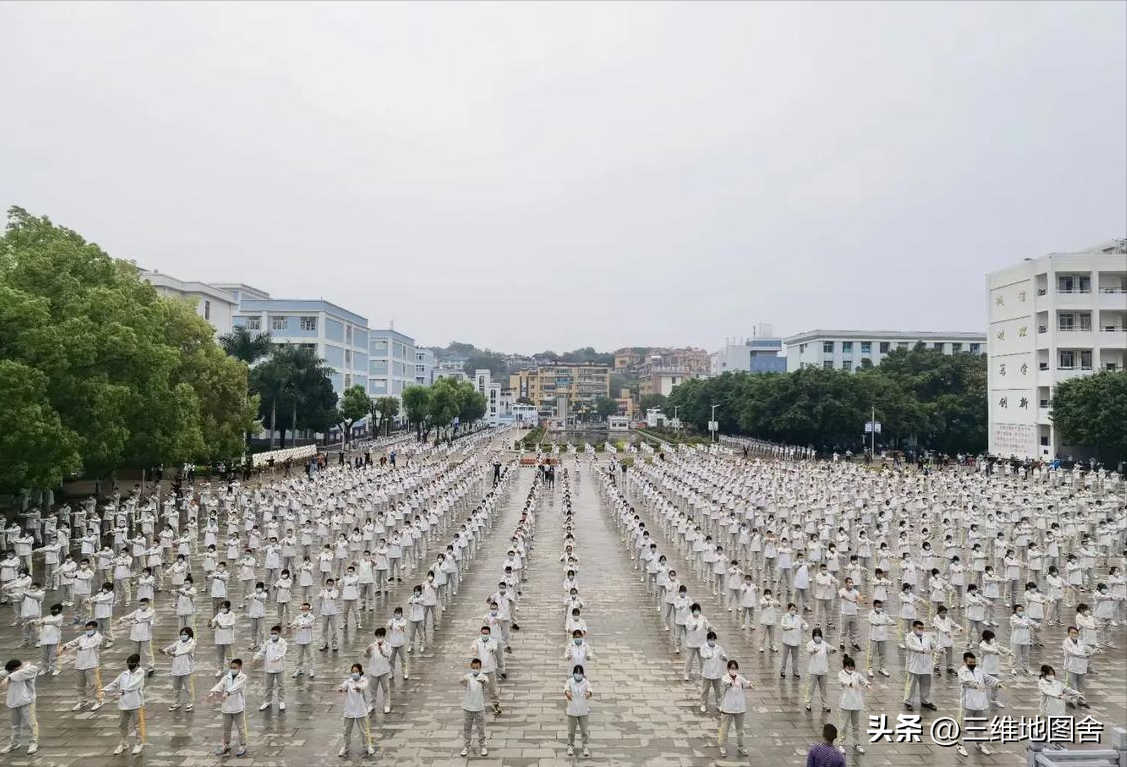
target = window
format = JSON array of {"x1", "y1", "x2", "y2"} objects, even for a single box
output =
[
  {"x1": 822, "y1": 341, "x2": 834, "y2": 354},
  {"x1": 1079, "y1": 314, "x2": 1092, "y2": 331},
  {"x1": 1080, "y1": 350, "x2": 1092, "y2": 369},
  {"x1": 952, "y1": 342, "x2": 962, "y2": 352},
  {"x1": 842, "y1": 360, "x2": 852, "y2": 372},
  {"x1": 1108, "y1": 362, "x2": 1119, "y2": 371},
  {"x1": 860, "y1": 342, "x2": 871, "y2": 354},
  {"x1": 1059, "y1": 313, "x2": 1074, "y2": 331},
  {"x1": 970, "y1": 343, "x2": 981, "y2": 354},
  {"x1": 1059, "y1": 350, "x2": 1075, "y2": 369},
  {"x1": 300, "y1": 316, "x2": 317, "y2": 332},
  {"x1": 344, "y1": 374, "x2": 352, "y2": 389},
  {"x1": 879, "y1": 342, "x2": 890, "y2": 354},
  {"x1": 271, "y1": 316, "x2": 288, "y2": 331},
  {"x1": 204, "y1": 300, "x2": 211, "y2": 320},
  {"x1": 346, "y1": 326, "x2": 352, "y2": 345},
  {"x1": 245, "y1": 317, "x2": 261, "y2": 330},
  {"x1": 933, "y1": 342, "x2": 944, "y2": 350},
  {"x1": 799, "y1": 343, "x2": 807, "y2": 353},
  {"x1": 842, "y1": 341, "x2": 853, "y2": 353},
  {"x1": 345, "y1": 349, "x2": 352, "y2": 366},
  {"x1": 823, "y1": 360, "x2": 834, "y2": 370}
]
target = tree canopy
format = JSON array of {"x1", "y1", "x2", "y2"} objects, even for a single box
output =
[
  {"x1": 1050, "y1": 370, "x2": 1127, "y2": 464},
  {"x1": 218, "y1": 325, "x2": 273, "y2": 364},
  {"x1": 0, "y1": 206, "x2": 259, "y2": 492}
]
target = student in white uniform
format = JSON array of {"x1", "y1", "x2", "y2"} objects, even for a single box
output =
[
  {"x1": 459, "y1": 658, "x2": 489, "y2": 758},
  {"x1": 1037, "y1": 663, "x2": 1083, "y2": 718},
  {"x1": 208, "y1": 658, "x2": 249, "y2": 757},
  {"x1": 290, "y1": 603, "x2": 316, "y2": 679},
  {"x1": 34, "y1": 603, "x2": 63, "y2": 676},
  {"x1": 337, "y1": 663, "x2": 375, "y2": 757},
  {"x1": 1061, "y1": 625, "x2": 1094, "y2": 708},
  {"x1": 717, "y1": 659, "x2": 754, "y2": 758},
  {"x1": 365, "y1": 627, "x2": 393, "y2": 715},
  {"x1": 59, "y1": 620, "x2": 106, "y2": 711},
  {"x1": 804, "y1": 627, "x2": 835, "y2": 712},
  {"x1": 0, "y1": 658, "x2": 39, "y2": 755},
  {"x1": 564, "y1": 664, "x2": 593, "y2": 758},
  {"x1": 162, "y1": 626, "x2": 196, "y2": 711},
  {"x1": 698, "y1": 631, "x2": 728, "y2": 714},
  {"x1": 954, "y1": 651, "x2": 1003, "y2": 758},
  {"x1": 252, "y1": 625, "x2": 287, "y2": 712},
  {"x1": 99, "y1": 653, "x2": 147, "y2": 755},
  {"x1": 838, "y1": 655, "x2": 870, "y2": 754}
]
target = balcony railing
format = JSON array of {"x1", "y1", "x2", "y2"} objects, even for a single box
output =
[
  {"x1": 1057, "y1": 325, "x2": 1092, "y2": 332},
  {"x1": 1099, "y1": 287, "x2": 1127, "y2": 294},
  {"x1": 1101, "y1": 326, "x2": 1127, "y2": 332},
  {"x1": 1057, "y1": 365, "x2": 1094, "y2": 371},
  {"x1": 1057, "y1": 286, "x2": 1091, "y2": 294}
]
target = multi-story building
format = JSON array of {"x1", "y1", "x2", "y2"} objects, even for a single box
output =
[
  {"x1": 414, "y1": 348, "x2": 435, "y2": 386},
  {"x1": 368, "y1": 328, "x2": 416, "y2": 400},
  {"x1": 509, "y1": 362, "x2": 610, "y2": 416},
  {"x1": 230, "y1": 294, "x2": 369, "y2": 395},
  {"x1": 613, "y1": 348, "x2": 643, "y2": 371},
  {"x1": 710, "y1": 323, "x2": 787, "y2": 375},
  {"x1": 142, "y1": 270, "x2": 239, "y2": 337},
  {"x1": 639, "y1": 366, "x2": 707, "y2": 397},
  {"x1": 987, "y1": 239, "x2": 1127, "y2": 460},
  {"x1": 784, "y1": 330, "x2": 986, "y2": 372}
]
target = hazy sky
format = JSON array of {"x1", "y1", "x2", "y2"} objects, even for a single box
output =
[{"x1": 2, "y1": 2, "x2": 1124, "y2": 354}]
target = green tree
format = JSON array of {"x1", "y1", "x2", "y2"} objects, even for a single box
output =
[
  {"x1": 427, "y1": 378, "x2": 461, "y2": 441},
  {"x1": 463, "y1": 349, "x2": 508, "y2": 378},
  {"x1": 1050, "y1": 370, "x2": 1127, "y2": 464},
  {"x1": 250, "y1": 345, "x2": 337, "y2": 448},
  {"x1": 639, "y1": 393, "x2": 667, "y2": 413},
  {"x1": 401, "y1": 385, "x2": 432, "y2": 441},
  {"x1": 0, "y1": 360, "x2": 82, "y2": 491},
  {"x1": 456, "y1": 383, "x2": 488, "y2": 431},
  {"x1": 0, "y1": 206, "x2": 258, "y2": 490},
  {"x1": 336, "y1": 385, "x2": 372, "y2": 446},
  {"x1": 373, "y1": 396, "x2": 400, "y2": 436},
  {"x1": 594, "y1": 396, "x2": 619, "y2": 419},
  {"x1": 218, "y1": 325, "x2": 273, "y2": 364}
]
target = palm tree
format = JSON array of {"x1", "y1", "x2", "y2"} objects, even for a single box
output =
[{"x1": 219, "y1": 326, "x2": 273, "y2": 364}]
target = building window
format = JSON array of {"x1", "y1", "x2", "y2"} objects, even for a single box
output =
[
  {"x1": 823, "y1": 360, "x2": 834, "y2": 370},
  {"x1": 346, "y1": 326, "x2": 352, "y2": 345},
  {"x1": 1080, "y1": 350, "x2": 1092, "y2": 370},
  {"x1": 842, "y1": 360, "x2": 852, "y2": 372},
  {"x1": 204, "y1": 300, "x2": 211, "y2": 320},
  {"x1": 1059, "y1": 350, "x2": 1075, "y2": 369},
  {"x1": 822, "y1": 341, "x2": 834, "y2": 354},
  {"x1": 952, "y1": 342, "x2": 962, "y2": 352},
  {"x1": 879, "y1": 342, "x2": 890, "y2": 354},
  {"x1": 246, "y1": 317, "x2": 261, "y2": 331},
  {"x1": 300, "y1": 317, "x2": 317, "y2": 332},
  {"x1": 860, "y1": 342, "x2": 871, "y2": 354},
  {"x1": 842, "y1": 341, "x2": 853, "y2": 353},
  {"x1": 345, "y1": 349, "x2": 352, "y2": 366},
  {"x1": 970, "y1": 343, "x2": 981, "y2": 354},
  {"x1": 271, "y1": 316, "x2": 288, "y2": 331},
  {"x1": 344, "y1": 374, "x2": 352, "y2": 389},
  {"x1": 933, "y1": 342, "x2": 944, "y2": 350}
]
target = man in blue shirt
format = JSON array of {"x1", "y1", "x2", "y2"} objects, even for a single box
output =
[{"x1": 806, "y1": 723, "x2": 846, "y2": 767}]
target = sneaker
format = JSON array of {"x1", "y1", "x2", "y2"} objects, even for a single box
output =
[
  {"x1": 956, "y1": 745, "x2": 968, "y2": 757},
  {"x1": 51, "y1": 668, "x2": 60, "y2": 677},
  {"x1": 169, "y1": 704, "x2": 181, "y2": 711},
  {"x1": 186, "y1": 704, "x2": 194, "y2": 712},
  {"x1": 72, "y1": 702, "x2": 86, "y2": 711},
  {"x1": 866, "y1": 669, "x2": 874, "y2": 678},
  {"x1": 338, "y1": 747, "x2": 348, "y2": 757},
  {"x1": 365, "y1": 746, "x2": 375, "y2": 757},
  {"x1": 383, "y1": 705, "x2": 390, "y2": 714},
  {"x1": 922, "y1": 702, "x2": 938, "y2": 711},
  {"x1": 567, "y1": 745, "x2": 575, "y2": 756},
  {"x1": 132, "y1": 744, "x2": 144, "y2": 755},
  {"x1": 214, "y1": 746, "x2": 231, "y2": 756},
  {"x1": 259, "y1": 702, "x2": 271, "y2": 711},
  {"x1": 994, "y1": 700, "x2": 1006, "y2": 709},
  {"x1": 978, "y1": 744, "x2": 992, "y2": 755},
  {"x1": 684, "y1": 673, "x2": 691, "y2": 682},
  {"x1": 738, "y1": 746, "x2": 749, "y2": 756},
  {"x1": 823, "y1": 706, "x2": 832, "y2": 713},
  {"x1": 113, "y1": 743, "x2": 126, "y2": 755},
  {"x1": 292, "y1": 670, "x2": 303, "y2": 678},
  {"x1": 805, "y1": 704, "x2": 811, "y2": 711},
  {"x1": 91, "y1": 700, "x2": 105, "y2": 711},
  {"x1": 480, "y1": 747, "x2": 488, "y2": 756},
  {"x1": 719, "y1": 746, "x2": 727, "y2": 757},
  {"x1": 27, "y1": 742, "x2": 38, "y2": 755},
  {"x1": 236, "y1": 746, "x2": 247, "y2": 757},
  {"x1": 582, "y1": 747, "x2": 590, "y2": 757},
  {"x1": 279, "y1": 702, "x2": 286, "y2": 711},
  {"x1": 853, "y1": 745, "x2": 865, "y2": 754},
  {"x1": 0, "y1": 744, "x2": 18, "y2": 756},
  {"x1": 879, "y1": 669, "x2": 890, "y2": 677},
  {"x1": 460, "y1": 748, "x2": 469, "y2": 757}
]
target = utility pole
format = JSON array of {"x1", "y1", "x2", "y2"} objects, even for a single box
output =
[
  {"x1": 710, "y1": 403, "x2": 720, "y2": 443},
  {"x1": 871, "y1": 405, "x2": 876, "y2": 459}
]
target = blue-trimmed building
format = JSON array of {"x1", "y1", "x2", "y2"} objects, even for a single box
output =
[
  {"x1": 368, "y1": 328, "x2": 417, "y2": 400},
  {"x1": 218, "y1": 283, "x2": 370, "y2": 395}
]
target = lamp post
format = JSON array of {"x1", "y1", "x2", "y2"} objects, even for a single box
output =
[{"x1": 710, "y1": 403, "x2": 720, "y2": 443}]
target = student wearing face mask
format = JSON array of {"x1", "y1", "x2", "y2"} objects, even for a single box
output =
[
  {"x1": 566, "y1": 630, "x2": 595, "y2": 667},
  {"x1": 210, "y1": 600, "x2": 237, "y2": 677},
  {"x1": 59, "y1": 620, "x2": 106, "y2": 711},
  {"x1": 699, "y1": 631, "x2": 729, "y2": 714},
  {"x1": 489, "y1": 582, "x2": 517, "y2": 652},
  {"x1": 1008, "y1": 604, "x2": 1036, "y2": 674},
  {"x1": 365, "y1": 626, "x2": 394, "y2": 715},
  {"x1": 34, "y1": 603, "x2": 63, "y2": 676},
  {"x1": 318, "y1": 579, "x2": 340, "y2": 652},
  {"x1": 459, "y1": 658, "x2": 489, "y2": 758},
  {"x1": 119, "y1": 597, "x2": 157, "y2": 676},
  {"x1": 682, "y1": 603, "x2": 713, "y2": 681},
  {"x1": 865, "y1": 599, "x2": 891, "y2": 678},
  {"x1": 406, "y1": 586, "x2": 428, "y2": 654},
  {"x1": 386, "y1": 607, "x2": 409, "y2": 680},
  {"x1": 779, "y1": 603, "x2": 808, "y2": 678},
  {"x1": 954, "y1": 651, "x2": 1003, "y2": 757},
  {"x1": 252, "y1": 625, "x2": 287, "y2": 712},
  {"x1": 338, "y1": 663, "x2": 375, "y2": 757},
  {"x1": 99, "y1": 653, "x2": 147, "y2": 755},
  {"x1": 563, "y1": 664, "x2": 593, "y2": 757},
  {"x1": 208, "y1": 659, "x2": 249, "y2": 757},
  {"x1": 1038, "y1": 663, "x2": 1083, "y2": 719},
  {"x1": 0, "y1": 657, "x2": 40, "y2": 755},
  {"x1": 902, "y1": 621, "x2": 937, "y2": 712},
  {"x1": 290, "y1": 603, "x2": 316, "y2": 679},
  {"x1": 1061, "y1": 625, "x2": 1094, "y2": 708},
  {"x1": 470, "y1": 626, "x2": 503, "y2": 715},
  {"x1": 91, "y1": 582, "x2": 117, "y2": 647},
  {"x1": 162, "y1": 626, "x2": 197, "y2": 711},
  {"x1": 931, "y1": 605, "x2": 961, "y2": 676},
  {"x1": 837, "y1": 655, "x2": 869, "y2": 755},
  {"x1": 804, "y1": 627, "x2": 835, "y2": 711},
  {"x1": 717, "y1": 659, "x2": 754, "y2": 758}
]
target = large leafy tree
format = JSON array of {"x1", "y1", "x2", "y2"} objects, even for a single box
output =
[
  {"x1": 594, "y1": 396, "x2": 619, "y2": 419},
  {"x1": 1051, "y1": 370, "x2": 1127, "y2": 464},
  {"x1": 427, "y1": 378, "x2": 462, "y2": 440},
  {"x1": 373, "y1": 396, "x2": 400, "y2": 436},
  {"x1": 336, "y1": 385, "x2": 372, "y2": 446},
  {"x1": 456, "y1": 382, "x2": 488, "y2": 431},
  {"x1": 252, "y1": 345, "x2": 338, "y2": 448},
  {"x1": 0, "y1": 206, "x2": 258, "y2": 491},
  {"x1": 218, "y1": 325, "x2": 273, "y2": 364},
  {"x1": 401, "y1": 385, "x2": 432, "y2": 441}
]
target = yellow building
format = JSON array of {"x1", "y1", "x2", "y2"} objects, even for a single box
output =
[{"x1": 509, "y1": 362, "x2": 610, "y2": 416}]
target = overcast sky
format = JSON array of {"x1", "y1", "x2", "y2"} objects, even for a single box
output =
[{"x1": 2, "y1": 2, "x2": 1124, "y2": 354}]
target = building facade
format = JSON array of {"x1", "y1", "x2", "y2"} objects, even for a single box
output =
[
  {"x1": 414, "y1": 348, "x2": 435, "y2": 386},
  {"x1": 784, "y1": 330, "x2": 986, "y2": 372},
  {"x1": 231, "y1": 297, "x2": 370, "y2": 395},
  {"x1": 142, "y1": 270, "x2": 239, "y2": 336},
  {"x1": 710, "y1": 324, "x2": 787, "y2": 375},
  {"x1": 368, "y1": 329, "x2": 416, "y2": 400},
  {"x1": 986, "y1": 239, "x2": 1127, "y2": 460},
  {"x1": 509, "y1": 362, "x2": 610, "y2": 416}
]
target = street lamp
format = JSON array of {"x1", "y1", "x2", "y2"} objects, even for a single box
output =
[{"x1": 709, "y1": 403, "x2": 720, "y2": 443}]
